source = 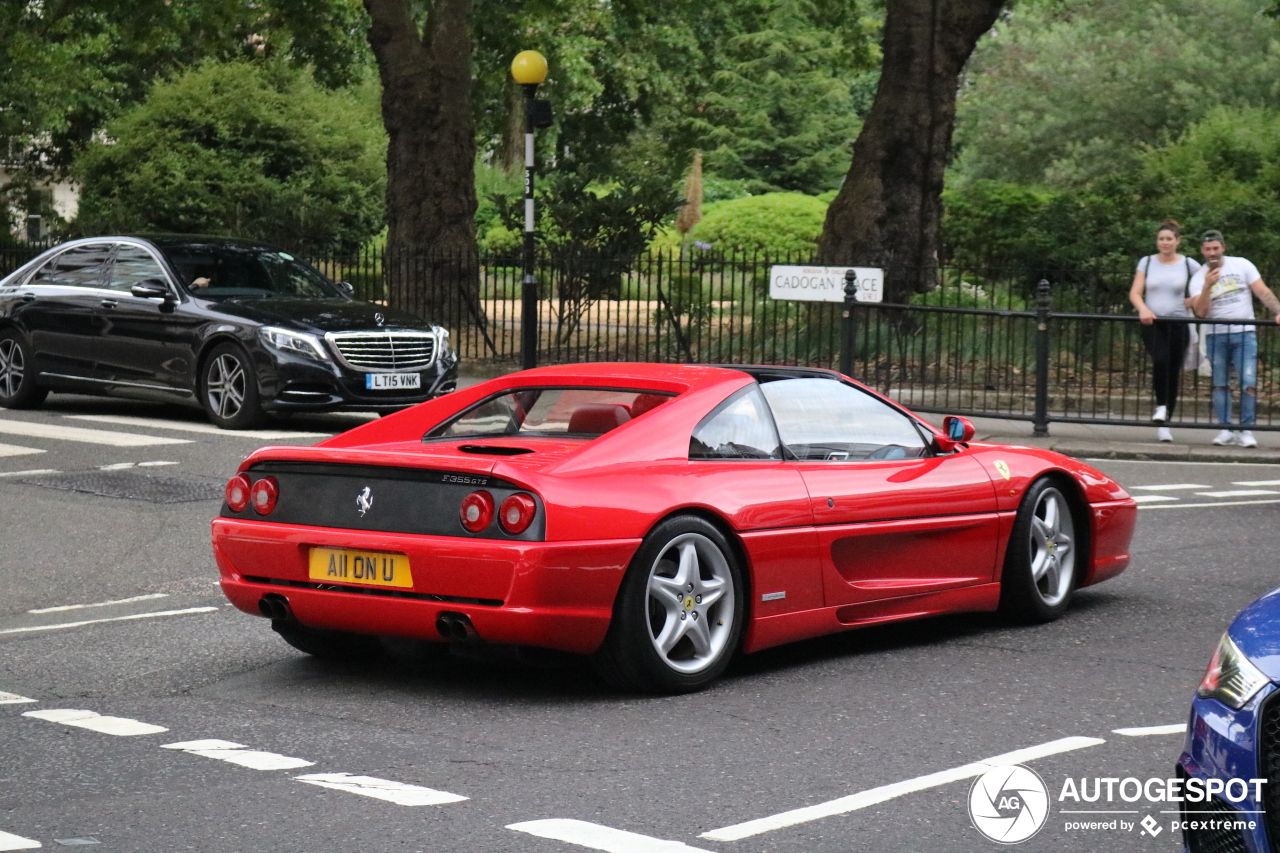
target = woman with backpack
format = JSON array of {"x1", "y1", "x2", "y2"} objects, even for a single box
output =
[{"x1": 1128, "y1": 220, "x2": 1201, "y2": 442}]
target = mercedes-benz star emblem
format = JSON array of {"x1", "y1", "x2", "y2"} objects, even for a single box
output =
[
  {"x1": 373, "y1": 312, "x2": 385, "y2": 326},
  {"x1": 356, "y1": 486, "x2": 373, "y2": 517}
]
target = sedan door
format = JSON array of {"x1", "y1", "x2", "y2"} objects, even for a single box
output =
[
  {"x1": 759, "y1": 377, "x2": 1001, "y2": 607},
  {"x1": 95, "y1": 243, "x2": 199, "y2": 396},
  {"x1": 15, "y1": 243, "x2": 115, "y2": 383}
]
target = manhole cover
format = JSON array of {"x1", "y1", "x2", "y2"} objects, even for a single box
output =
[{"x1": 19, "y1": 471, "x2": 224, "y2": 503}]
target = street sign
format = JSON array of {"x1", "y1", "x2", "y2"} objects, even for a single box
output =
[{"x1": 768, "y1": 265, "x2": 884, "y2": 303}]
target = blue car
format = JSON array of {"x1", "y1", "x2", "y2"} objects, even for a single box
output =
[{"x1": 1179, "y1": 588, "x2": 1280, "y2": 852}]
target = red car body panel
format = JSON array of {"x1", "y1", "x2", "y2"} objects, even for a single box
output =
[{"x1": 211, "y1": 363, "x2": 1138, "y2": 659}]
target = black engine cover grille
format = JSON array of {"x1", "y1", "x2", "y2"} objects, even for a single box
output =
[{"x1": 220, "y1": 462, "x2": 544, "y2": 541}]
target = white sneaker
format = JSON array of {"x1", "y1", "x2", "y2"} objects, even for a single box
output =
[
  {"x1": 1213, "y1": 429, "x2": 1237, "y2": 446},
  {"x1": 1156, "y1": 427, "x2": 1173, "y2": 442},
  {"x1": 1239, "y1": 430, "x2": 1259, "y2": 448},
  {"x1": 1152, "y1": 405, "x2": 1168, "y2": 422}
]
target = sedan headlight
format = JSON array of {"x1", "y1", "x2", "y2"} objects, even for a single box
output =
[
  {"x1": 1198, "y1": 632, "x2": 1269, "y2": 709},
  {"x1": 436, "y1": 327, "x2": 451, "y2": 353},
  {"x1": 260, "y1": 326, "x2": 328, "y2": 361}
]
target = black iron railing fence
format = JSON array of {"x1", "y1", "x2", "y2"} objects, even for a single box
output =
[{"x1": 3, "y1": 240, "x2": 1277, "y2": 431}]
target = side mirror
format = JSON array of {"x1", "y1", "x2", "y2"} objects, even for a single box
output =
[
  {"x1": 131, "y1": 279, "x2": 172, "y2": 300},
  {"x1": 338, "y1": 281, "x2": 355, "y2": 296},
  {"x1": 934, "y1": 415, "x2": 975, "y2": 452}
]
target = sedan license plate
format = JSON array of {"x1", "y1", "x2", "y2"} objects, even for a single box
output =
[
  {"x1": 308, "y1": 548, "x2": 413, "y2": 588},
  {"x1": 365, "y1": 372, "x2": 421, "y2": 390}
]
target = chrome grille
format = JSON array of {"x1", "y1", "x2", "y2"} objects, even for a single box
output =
[{"x1": 328, "y1": 332, "x2": 437, "y2": 371}]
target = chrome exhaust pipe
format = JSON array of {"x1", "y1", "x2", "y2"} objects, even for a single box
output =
[
  {"x1": 435, "y1": 612, "x2": 477, "y2": 642},
  {"x1": 258, "y1": 593, "x2": 292, "y2": 622}
]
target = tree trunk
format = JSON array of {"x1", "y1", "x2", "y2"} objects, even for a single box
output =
[
  {"x1": 817, "y1": 0, "x2": 1004, "y2": 303},
  {"x1": 363, "y1": 0, "x2": 481, "y2": 329}
]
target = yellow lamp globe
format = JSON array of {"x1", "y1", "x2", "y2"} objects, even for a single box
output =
[{"x1": 511, "y1": 50, "x2": 548, "y2": 85}]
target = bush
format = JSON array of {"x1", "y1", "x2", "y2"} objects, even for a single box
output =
[
  {"x1": 74, "y1": 60, "x2": 386, "y2": 254},
  {"x1": 685, "y1": 192, "x2": 827, "y2": 257}
]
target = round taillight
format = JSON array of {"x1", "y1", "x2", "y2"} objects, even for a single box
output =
[
  {"x1": 459, "y1": 491, "x2": 494, "y2": 533},
  {"x1": 499, "y1": 493, "x2": 537, "y2": 535},
  {"x1": 250, "y1": 476, "x2": 279, "y2": 515},
  {"x1": 225, "y1": 474, "x2": 251, "y2": 512}
]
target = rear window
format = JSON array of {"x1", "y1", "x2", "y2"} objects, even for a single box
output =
[{"x1": 425, "y1": 387, "x2": 674, "y2": 440}]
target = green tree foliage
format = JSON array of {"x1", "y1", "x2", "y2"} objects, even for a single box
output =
[
  {"x1": 686, "y1": 193, "x2": 828, "y2": 257},
  {"x1": 0, "y1": 0, "x2": 369, "y2": 179},
  {"x1": 74, "y1": 61, "x2": 385, "y2": 253},
  {"x1": 954, "y1": 0, "x2": 1280, "y2": 188},
  {"x1": 690, "y1": 0, "x2": 873, "y2": 193}
]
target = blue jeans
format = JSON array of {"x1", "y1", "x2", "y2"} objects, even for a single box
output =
[{"x1": 1206, "y1": 331, "x2": 1258, "y2": 426}]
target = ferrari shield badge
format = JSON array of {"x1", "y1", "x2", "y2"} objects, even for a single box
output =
[{"x1": 993, "y1": 460, "x2": 1011, "y2": 481}]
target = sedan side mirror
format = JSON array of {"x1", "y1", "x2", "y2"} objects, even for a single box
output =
[
  {"x1": 131, "y1": 279, "x2": 173, "y2": 301},
  {"x1": 933, "y1": 415, "x2": 975, "y2": 452},
  {"x1": 338, "y1": 281, "x2": 355, "y2": 296}
]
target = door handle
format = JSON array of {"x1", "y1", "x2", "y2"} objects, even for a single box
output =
[
  {"x1": 100, "y1": 299, "x2": 118, "y2": 309},
  {"x1": 19, "y1": 292, "x2": 35, "y2": 302}
]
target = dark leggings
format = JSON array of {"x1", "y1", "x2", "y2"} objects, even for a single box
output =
[{"x1": 1140, "y1": 321, "x2": 1190, "y2": 415}]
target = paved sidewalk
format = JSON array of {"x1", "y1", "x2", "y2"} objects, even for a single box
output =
[{"x1": 963, "y1": 415, "x2": 1280, "y2": 464}]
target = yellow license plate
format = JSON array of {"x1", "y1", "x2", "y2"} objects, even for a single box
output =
[{"x1": 308, "y1": 548, "x2": 413, "y2": 589}]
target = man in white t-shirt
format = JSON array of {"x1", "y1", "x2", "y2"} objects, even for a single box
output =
[{"x1": 1188, "y1": 230, "x2": 1280, "y2": 447}]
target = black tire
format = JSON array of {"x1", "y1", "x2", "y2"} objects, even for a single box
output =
[
  {"x1": 200, "y1": 343, "x2": 264, "y2": 429},
  {"x1": 999, "y1": 476, "x2": 1084, "y2": 623},
  {"x1": 0, "y1": 329, "x2": 48, "y2": 409},
  {"x1": 593, "y1": 515, "x2": 745, "y2": 694},
  {"x1": 272, "y1": 620, "x2": 379, "y2": 660}
]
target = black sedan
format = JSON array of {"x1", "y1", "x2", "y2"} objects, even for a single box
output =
[{"x1": 0, "y1": 236, "x2": 458, "y2": 428}]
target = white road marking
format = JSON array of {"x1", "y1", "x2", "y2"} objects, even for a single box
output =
[
  {"x1": 66, "y1": 414, "x2": 327, "y2": 439},
  {"x1": 509, "y1": 819, "x2": 712, "y2": 853},
  {"x1": 0, "y1": 829, "x2": 40, "y2": 850},
  {"x1": 0, "y1": 419, "x2": 189, "y2": 447},
  {"x1": 0, "y1": 469, "x2": 59, "y2": 478},
  {"x1": 700, "y1": 736, "x2": 1106, "y2": 842},
  {"x1": 1195, "y1": 490, "x2": 1280, "y2": 498},
  {"x1": 294, "y1": 772, "x2": 467, "y2": 806},
  {"x1": 1129, "y1": 484, "x2": 1209, "y2": 491},
  {"x1": 1142, "y1": 499, "x2": 1280, "y2": 510},
  {"x1": 163, "y1": 739, "x2": 314, "y2": 771},
  {"x1": 0, "y1": 443, "x2": 44, "y2": 457},
  {"x1": 23, "y1": 709, "x2": 167, "y2": 736},
  {"x1": 1130, "y1": 495, "x2": 1178, "y2": 503},
  {"x1": 1113, "y1": 724, "x2": 1187, "y2": 736},
  {"x1": 0, "y1": 606, "x2": 218, "y2": 635},
  {"x1": 0, "y1": 692, "x2": 36, "y2": 704},
  {"x1": 29, "y1": 593, "x2": 169, "y2": 614},
  {"x1": 1234, "y1": 479, "x2": 1280, "y2": 486}
]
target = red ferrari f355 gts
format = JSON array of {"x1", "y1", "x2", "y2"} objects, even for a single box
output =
[{"x1": 212, "y1": 363, "x2": 1136, "y2": 692}]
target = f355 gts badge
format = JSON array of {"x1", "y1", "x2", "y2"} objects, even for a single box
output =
[{"x1": 356, "y1": 486, "x2": 373, "y2": 516}]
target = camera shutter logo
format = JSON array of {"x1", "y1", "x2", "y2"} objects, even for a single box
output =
[{"x1": 968, "y1": 764, "x2": 1050, "y2": 844}]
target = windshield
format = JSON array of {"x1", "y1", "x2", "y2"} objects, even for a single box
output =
[
  {"x1": 426, "y1": 387, "x2": 674, "y2": 440},
  {"x1": 157, "y1": 243, "x2": 344, "y2": 299}
]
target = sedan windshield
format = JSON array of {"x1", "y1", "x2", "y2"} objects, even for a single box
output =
[
  {"x1": 426, "y1": 387, "x2": 674, "y2": 440},
  {"x1": 157, "y1": 242, "x2": 344, "y2": 299}
]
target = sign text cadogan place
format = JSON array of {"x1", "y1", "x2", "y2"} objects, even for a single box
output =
[{"x1": 768, "y1": 265, "x2": 884, "y2": 303}]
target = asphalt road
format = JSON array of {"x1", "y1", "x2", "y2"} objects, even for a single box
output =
[{"x1": 1, "y1": 394, "x2": 1277, "y2": 853}]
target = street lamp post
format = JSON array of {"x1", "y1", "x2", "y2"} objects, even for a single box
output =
[{"x1": 510, "y1": 50, "x2": 551, "y2": 370}]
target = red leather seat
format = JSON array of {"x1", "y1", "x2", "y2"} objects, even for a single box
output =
[{"x1": 568, "y1": 403, "x2": 632, "y2": 435}]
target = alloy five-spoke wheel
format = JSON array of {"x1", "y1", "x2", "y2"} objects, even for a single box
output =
[
  {"x1": 207, "y1": 354, "x2": 247, "y2": 420},
  {"x1": 0, "y1": 331, "x2": 47, "y2": 409},
  {"x1": 644, "y1": 532, "x2": 737, "y2": 674},
  {"x1": 1028, "y1": 486, "x2": 1074, "y2": 607},
  {"x1": 594, "y1": 516, "x2": 745, "y2": 693},
  {"x1": 1000, "y1": 476, "x2": 1083, "y2": 623},
  {"x1": 200, "y1": 343, "x2": 263, "y2": 429}
]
